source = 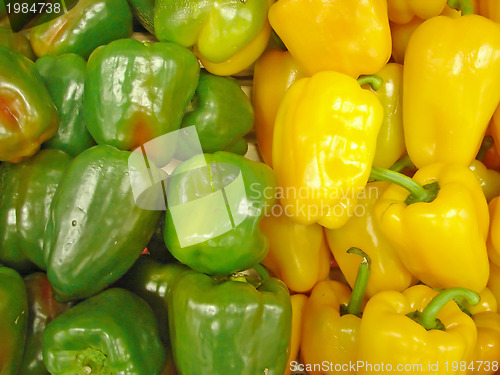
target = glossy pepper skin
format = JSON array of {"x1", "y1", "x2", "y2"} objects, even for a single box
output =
[
  {"x1": 44, "y1": 145, "x2": 161, "y2": 301},
  {"x1": 0, "y1": 26, "x2": 35, "y2": 60},
  {"x1": 358, "y1": 285, "x2": 477, "y2": 374},
  {"x1": 35, "y1": 54, "x2": 95, "y2": 157},
  {"x1": 272, "y1": 71, "x2": 383, "y2": 229},
  {"x1": 367, "y1": 63, "x2": 406, "y2": 169},
  {"x1": 326, "y1": 182, "x2": 414, "y2": 297},
  {"x1": 43, "y1": 288, "x2": 166, "y2": 375},
  {"x1": 285, "y1": 294, "x2": 308, "y2": 375},
  {"x1": 253, "y1": 49, "x2": 305, "y2": 167},
  {"x1": 487, "y1": 196, "x2": 500, "y2": 266},
  {"x1": 404, "y1": 15, "x2": 500, "y2": 169},
  {"x1": 179, "y1": 70, "x2": 254, "y2": 156},
  {"x1": 20, "y1": 273, "x2": 71, "y2": 375},
  {"x1": 154, "y1": 0, "x2": 270, "y2": 71},
  {"x1": 0, "y1": 266, "x2": 28, "y2": 375},
  {"x1": 0, "y1": 161, "x2": 36, "y2": 273},
  {"x1": 29, "y1": 0, "x2": 133, "y2": 59},
  {"x1": 375, "y1": 163, "x2": 490, "y2": 291},
  {"x1": 469, "y1": 159, "x2": 500, "y2": 202},
  {"x1": 268, "y1": 0, "x2": 391, "y2": 77},
  {"x1": 0, "y1": 46, "x2": 58, "y2": 162},
  {"x1": 164, "y1": 151, "x2": 276, "y2": 275},
  {"x1": 16, "y1": 149, "x2": 72, "y2": 270},
  {"x1": 260, "y1": 208, "x2": 330, "y2": 293},
  {"x1": 167, "y1": 268, "x2": 292, "y2": 375},
  {"x1": 85, "y1": 39, "x2": 199, "y2": 151},
  {"x1": 387, "y1": 0, "x2": 447, "y2": 23}
]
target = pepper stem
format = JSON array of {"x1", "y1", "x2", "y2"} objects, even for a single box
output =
[
  {"x1": 447, "y1": 0, "x2": 474, "y2": 15},
  {"x1": 344, "y1": 247, "x2": 371, "y2": 317},
  {"x1": 389, "y1": 155, "x2": 415, "y2": 173},
  {"x1": 75, "y1": 347, "x2": 108, "y2": 375},
  {"x1": 369, "y1": 167, "x2": 438, "y2": 204},
  {"x1": 253, "y1": 264, "x2": 270, "y2": 281},
  {"x1": 420, "y1": 288, "x2": 480, "y2": 330},
  {"x1": 476, "y1": 136, "x2": 494, "y2": 162},
  {"x1": 357, "y1": 75, "x2": 383, "y2": 91}
]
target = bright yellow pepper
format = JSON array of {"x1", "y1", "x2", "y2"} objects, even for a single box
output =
[
  {"x1": 272, "y1": 71, "x2": 383, "y2": 229},
  {"x1": 478, "y1": 0, "x2": 500, "y2": 23},
  {"x1": 366, "y1": 63, "x2": 406, "y2": 169},
  {"x1": 387, "y1": 0, "x2": 447, "y2": 24},
  {"x1": 488, "y1": 262, "x2": 500, "y2": 308},
  {"x1": 325, "y1": 182, "x2": 414, "y2": 297},
  {"x1": 469, "y1": 159, "x2": 500, "y2": 202},
  {"x1": 253, "y1": 50, "x2": 305, "y2": 167},
  {"x1": 373, "y1": 163, "x2": 489, "y2": 291},
  {"x1": 390, "y1": 17, "x2": 423, "y2": 64},
  {"x1": 487, "y1": 196, "x2": 500, "y2": 267},
  {"x1": 403, "y1": 14, "x2": 500, "y2": 168},
  {"x1": 285, "y1": 294, "x2": 308, "y2": 375},
  {"x1": 358, "y1": 285, "x2": 479, "y2": 375},
  {"x1": 301, "y1": 249, "x2": 369, "y2": 375},
  {"x1": 268, "y1": 0, "x2": 391, "y2": 77},
  {"x1": 260, "y1": 208, "x2": 330, "y2": 293}
]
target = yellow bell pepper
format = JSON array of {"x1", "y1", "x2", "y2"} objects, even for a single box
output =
[
  {"x1": 478, "y1": 0, "x2": 500, "y2": 23},
  {"x1": 253, "y1": 50, "x2": 305, "y2": 167},
  {"x1": 260, "y1": 208, "x2": 330, "y2": 293},
  {"x1": 285, "y1": 294, "x2": 308, "y2": 375},
  {"x1": 489, "y1": 104, "x2": 500, "y2": 158},
  {"x1": 487, "y1": 196, "x2": 500, "y2": 267},
  {"x1": 469, "y1": 159, "x2": 500, "y2": 202},
  {"x1": 404, "y1": 14, "x2": 500, "y2": 168},
  {"x1": 268, "y1": 0, "x2": 391, "y2": 77},
  {"x1": 300, "y1": 249, "x2": 370, "y2": 375},
  {"x1": 359, "y1": 285, "x2": 479, "y2": 374},
  {"x1": 272, "y1": 71, "x2": 383, "y2": 229},
  {"x1": 325, "y1": 182, "x2": 414, "y2": 297},
  {"x1": 390, "y1": 17, "x2": 423, "y2": 64},
  {"x1": 372, "y1": 163, "x2": 489, "y2": 291},
  {"x1": 365, "y1": 63, "x2": 406, "y2": 169},
  {"x1": 387, "y1": 0, "x2": 447, "y2": 24},
  {"x1": 488, "y1": 262, "x2": 500, "y2": 308}
]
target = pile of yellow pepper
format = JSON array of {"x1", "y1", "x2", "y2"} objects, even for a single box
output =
[{"x1": 251, "y1": 0, "x2": 500, "y2": 373}]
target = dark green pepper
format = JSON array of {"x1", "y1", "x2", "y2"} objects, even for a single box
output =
[
  {"x1": 0, "y1": 46, "x2": 58, "y2": 162},
  {"x1": 20, "y1": 273, "x2": 71, "y2": 375},
  {"x1": 44, "y1": 144, "x2": 161, "y2": 301},
  {"x1": 36, "y1": 54, "x2": 95, "y2": 157},
  {"x1": 178, "y1": 70, "x2": 254, "y2": 157},
  {"x1": 168, "y1": 266, "x2": 292, "y2": 375},
  {"x1": 43, "y1": 288, "x2": 166, "y2": 374},
  {"x1": 128, "y1": 0, "x2": 154, "y2": 33},
  {"x1": 0, "y1": 161, "x2": 35, "y2": 273},
  {"x1": 17, "y1": 149, "x2": 72, "y2": 270},
  {"x1": 29, "y1": 0, "x2": 133, "y2": 59},
  {"x1": 0, "y1": 26, "x2": 35, "y2": 59},
  {"x1": 163, "y1": 151, "x2": 276, "y2": 275},
  {"x1": 0, "y1": 266, "x2": 28, "y2": 375},
  {"x1": 85, "y1": 38, "x2": 200, "y2": 151}
]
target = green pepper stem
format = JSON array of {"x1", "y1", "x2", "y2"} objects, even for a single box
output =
[
  {"x1": 476, "y1": 136, "x2": 494, "y2": 162},
  {"x1": 370, "y1": 167, "x2": 437, "y2": 203},
  {"x1": 420, "y1": 287, "x2": 480, "y2": 330},
  {"x1": 357, "y1": 75, "x2": 383, "y2": 91},
  {"x1": 345, "y1": 247, "x2": 371, "y2": 317},
  {"x1": 389, "y1": 155, "x2": 415, "y2": 173},
  {"x1": 253, "y1": 264, "x2": 270, "y2": 281},
  {"x1": 447, "y1": 0, "x2": 474, "y2": 15}
]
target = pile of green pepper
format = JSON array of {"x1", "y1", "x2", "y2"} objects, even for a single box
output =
[{"x1": 0, "y1": 1, "x2": 292, "y2": 374}]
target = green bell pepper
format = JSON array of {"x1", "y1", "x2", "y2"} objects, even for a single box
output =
[
  {"x1": 20, "y1": 273, "x2": 71, "y2": 375},
  {"x1": 35, "y1": 54, "x2": 95, "y2": 157},
  {"x1": 128, "y1": 0, "x2": 155, "y2": 33},
  {"x1": 85, "y1": 39, "x2": 200, "y2": 151},
  {"x1": 43, "y1": 288, "x2": 166, "y2": 375},
  {"x1": 168, "y1": 266, "x2": 292, "y2": 375},
  {"x1": 0, "y1": 26, "x2": 35, "y2": 59},
  {"x1": 29, "y1": 0, "x2": 133, "y2": 59},
  {"x1": 44, "y1": 145, "x2": 161, "y2": 301},
  {"x1": 0, "y1": 46, "x2": 58, "y2": 162},
  {"x1": 0, "y1": 266, "x2": 28, "y2": 375},
  {"x1": 17, "y1": 149, "x2": 72, "y2": 270},
  {"x1": 179, "y1": 70, "x2": 254, "y2": 156},
  {"x1": 116, "y1": 256, "x2": 188, "y2": 346},
  {"x1": 163, "y1": 151, "x2": 276, "y2": 275},
  {"x1": 154, "y1": 0, "x2": 268, "y2": 64},
  {"x1": 0, "y1": 161, "x2": 36, "y2": 273}
]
